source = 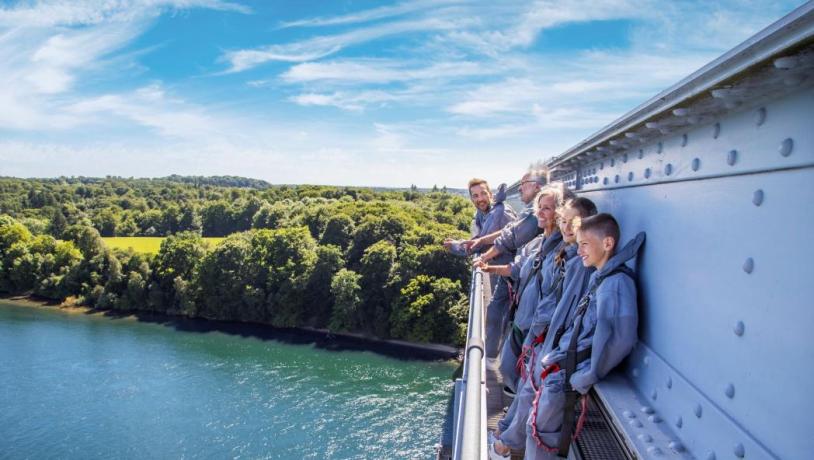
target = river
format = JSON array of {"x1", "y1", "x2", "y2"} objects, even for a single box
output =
[{"x1": 0, "y1": 302, "x2": 455, "y2": 459}]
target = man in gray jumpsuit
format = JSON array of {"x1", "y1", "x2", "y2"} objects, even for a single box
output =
[
  {"x1": 468, "y1": 170, "x2": 546, "y2": 359},
  {"x1": 444, "y1": 178, "x2": 516, "y2": 296}
]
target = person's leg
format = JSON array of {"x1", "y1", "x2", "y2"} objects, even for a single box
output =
[
  {"x1": 485, "y1": 277, "x2": 510, "y2": 358},
  {"x1": 499, "y1": 325, "x2": 523, "y2": 392},
  {"x1": 496, "y1": 378, "x2": 535, "y2": 450},
  {"x1": 524, "y1": 369, "x2": 567, "y2": 460}
]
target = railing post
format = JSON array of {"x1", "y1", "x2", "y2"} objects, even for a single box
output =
[{"x1": 453, "y1": 268, "x2": 487, "y2": 460}]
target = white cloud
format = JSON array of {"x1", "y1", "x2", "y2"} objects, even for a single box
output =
[
  {"x1": 223, "y1": 16, "x2": 471, "y2": 71},
  {"x1": 279, "y1": 0, "x2": 459, "y2": 28},
  {"x1": 0, "y1": 0, "x2": 250, "y2": 27}
]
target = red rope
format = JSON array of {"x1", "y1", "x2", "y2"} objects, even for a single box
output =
[
  {"x1": 530, "y1": 364, "x2": 561, "y2": 452},
  {"x1": 529, "y1": 364, "x2": 589, "y2": 452}
]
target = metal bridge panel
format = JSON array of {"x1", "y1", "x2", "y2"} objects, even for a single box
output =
[{"x1": 574, "y1": 87, "x2": 814, "y2": 459}]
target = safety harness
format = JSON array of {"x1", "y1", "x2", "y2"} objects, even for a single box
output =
[
  {"x1": 517, "y1": 246, "x2": 572, "y2": 381},
  {"x1": 530, "y1": 265, "x2": 635, "y2": 457}
]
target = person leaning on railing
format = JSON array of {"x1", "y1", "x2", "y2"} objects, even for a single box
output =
[{"x1": 466, "y1": 169, "x2": 546, "y2": 360}]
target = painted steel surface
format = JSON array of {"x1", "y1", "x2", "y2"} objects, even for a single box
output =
[{"x1": 539, "y1": 6, "x2": 814, "y2": 459}]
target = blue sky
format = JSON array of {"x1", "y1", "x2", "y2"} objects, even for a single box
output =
[{"x1": 0, "y1": 0, "x2": 804, "y2": 187}]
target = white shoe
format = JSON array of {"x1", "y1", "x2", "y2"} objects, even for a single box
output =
[
  {"x1": 486, "y1": 357, "x2": 500, "y2": 370},
  {"x1": 488, "y1": 440, "x2": 511, "y2": 460}
]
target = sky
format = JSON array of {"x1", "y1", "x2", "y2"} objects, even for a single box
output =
[{"x1": 0, "y1": 0, "x2": 805, "y2": 187}]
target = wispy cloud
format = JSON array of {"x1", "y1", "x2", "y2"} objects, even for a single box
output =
[
  {"x1": 224, "y1": 17, "x2": 466, "y2": 71},
  {"x1": 279, "y1": 0, "x2": 459, "y2": 28}
]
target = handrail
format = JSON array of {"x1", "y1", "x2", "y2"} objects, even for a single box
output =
[{"x1": 452, "y1": 268, "x2": 487, "y2": 460}]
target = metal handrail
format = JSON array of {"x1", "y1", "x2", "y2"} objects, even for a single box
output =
[{"x1": 452, "y1": 268, "x2": 487, "y2": 460}]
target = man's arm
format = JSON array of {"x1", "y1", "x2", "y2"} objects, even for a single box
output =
[{"x1": 462, "y1": 229, "x2": 501, "y2": 252}]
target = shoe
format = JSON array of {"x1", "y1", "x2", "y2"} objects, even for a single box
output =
[
  {"x1": 488, "y1": 440, "x2": 511, "y2": 460},
  {"x1": 486, "y1": 357, "x2": 500, "y2": 370},
  {"x1": 502, "y1": 385, "x2": 516, "y2": 398}
]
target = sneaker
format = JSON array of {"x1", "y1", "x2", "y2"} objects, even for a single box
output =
[
  {"x1": 488, "y1": 440, "x2": 511, "y2": 460},
  {"x1": 486, "y1": 357, "x2": 500, "y2": 370},
  {"x1": 502, "y1": 385, "x2": 516, "y2": 398}
]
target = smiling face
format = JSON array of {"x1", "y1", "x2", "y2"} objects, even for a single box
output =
[
  {"x1": 576, "y1": 228, "x2": 615, "y2": 269},
  {"x1": 558, "y1": 207, "x2": 581, "y2": 244},
  {"x1": 469, "y1": 183, "x2": 492, "y2": 212},
  {"x1": 535, "y1": 194, "x2": 558, "y2": 234}
]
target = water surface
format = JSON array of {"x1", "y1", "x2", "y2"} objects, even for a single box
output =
[{"x1": 0, "y1": 303, "x2": 455, "y2": 459}]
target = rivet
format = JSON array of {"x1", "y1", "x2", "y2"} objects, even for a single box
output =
[
  {"x1": 734, "y1": 443, "x2": 745, "y2": 458},
  {"x1": 623, "y1": 153, "x2": 628, "y2": 163},
  {"x1": 610, "y1": 158, "x2": 615, "y2": 167},
  {"x1": 694, "y1": 404, "x2": 703, "y2": 418},
  {"x1": 666, "y1": 377, "x2": 672, "y2": 389},
  {"x1": 669, "y1": 441, "x2": 685, "y2": 453},
  {"x1": 665, "y1": 163, "x2": 673, "y2": 176},
  {"x1": 603, "y1": 177, "x2": 609, "y2": 185},
  {"x1": 615, "y1": 174, "x2": 620, "y2": 183},
  {"x1": 648, "y1": 414, "x2": 662, "y2": 423},
  {"x1": 725, "y1": 383, "x2": 735, "y2": 398},
  {"x1": 651, "y1": 390, "x2": 658, "y2": 401},
  {"x1": 643, "y1": 356, "x2": 650, "y2": 366},
  {"x1": 646, "y1": 121, "x2": 660, "y2": 129},
  {"x1": 641, "y1": 406, "x2": 654, "y2": 414},
  {"x1": 681, "y1": 133, "x2": 688, "y2": 147},
  {"x1": 727, "y1": 149, "x2": 737, "y2": 166},
  {"x1": 673, "y1": 107, "x2": 690, "y2": 117},
  {"x1": 753, "y1": 189, "x2": 764, "y2": 206},
  {"x1": 675, "y1": 416, "x2": 682, "y2": 428},
  {"x1": 625, "y1": 132, "x2": 639, "y2": 139},
  {"x1": 779, "y1": 138, "x2": 793, "y2": 157},
  {"x1": 644, "y1": 168, "x2": 652, "y2": 179},
  {"x1": 628, "y1": 172, "x2": 634, "y2": 182},
  {"x1": 624, "y1": 410, "x2": 636, "y2": 419},
  {"x1": 638, "y1": 149, "x2": 644, "y2": 159},
  {"x1": 734, "y1": 321, "x2": 745, "y2": 336},
  {"x1": 632, "y1": 368, "x2": 640, "y2": 377},
  {"x1": 743, "y1": 257, "x2": 754, "y2": 274},
  {"x1": 754, "y1": 107, "x2": 766, "y2": 126},
  {"x1": 638, "y1": 434, "x2": 653, "y2": 443},
  {"x1": 713, "y1": 122, "x2": 721, "y2": 139},
  {"x1": 705, "y1": 451, "x2": 717, "y2": 460},
  {"x1": 774, "y1": 56, "x2": 799, "y2": 69},
  {"x1": 659, "y1": 127, "x2": 671, "y2": 134},
  {"x1": 692, "y1": 158, "x2": 701, "y2": 171},
  {"x1": 629, "y1": 419, "x2": 643, "y2": 428},
  {"x1": 647, "y1": 446, "x2": 663, "y2": 456},
  {"x1": 657, "y1": 142, "x2": 663, "y2": 154}
]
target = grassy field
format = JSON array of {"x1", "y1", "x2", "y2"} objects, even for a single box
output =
[{"x1": 102, "y1": 237, "x2": 226, "y2": 254}]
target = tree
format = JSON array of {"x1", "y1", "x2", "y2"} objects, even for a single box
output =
[
  {"x1": 302, "y1": 245, "x2": 344, "y2": 327},
  {"x1": 389, "y1": 275, "x2": 467, "y2": 344},
  {"x1": 319, "y1": 214, "x2": 354, "y2": 250},
  {"x1": 358, "y1": 240, "x2": 397, "y2": 336},
  {"x1": 328, "y1": 269, "x2": 362, "y2": 332}
]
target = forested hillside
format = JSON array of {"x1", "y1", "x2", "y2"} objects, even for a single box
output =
[{"x1": 0, "y1": 177, "x2": 477, "y2": 345}]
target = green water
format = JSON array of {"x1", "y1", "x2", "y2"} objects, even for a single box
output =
[{"x1": 0, "y1": 303, "x2": 456, "y2": 459}]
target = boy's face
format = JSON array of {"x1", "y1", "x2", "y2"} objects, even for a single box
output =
[
  {"x1": 535, "y1": 195, "x2": 557, "y2": 230},
  {"x1": 558, "y1": 207, "x2": 581, "y2": 244},
  {"x1": 576, "y1": 228, "x2": 614, "y2": 268}
]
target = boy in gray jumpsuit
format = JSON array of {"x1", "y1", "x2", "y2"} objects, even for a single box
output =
[{"x1": 524, "y1": 215, "x2": 643, "y2": 459}]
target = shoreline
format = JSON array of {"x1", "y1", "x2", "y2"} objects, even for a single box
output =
[{"x1": 0, "y1": 294, "x2": 461, "y2": 361}]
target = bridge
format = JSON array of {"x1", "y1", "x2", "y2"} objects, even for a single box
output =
[{"x1": 441, "y1": 2, "x2": 814, "y2": 459}]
